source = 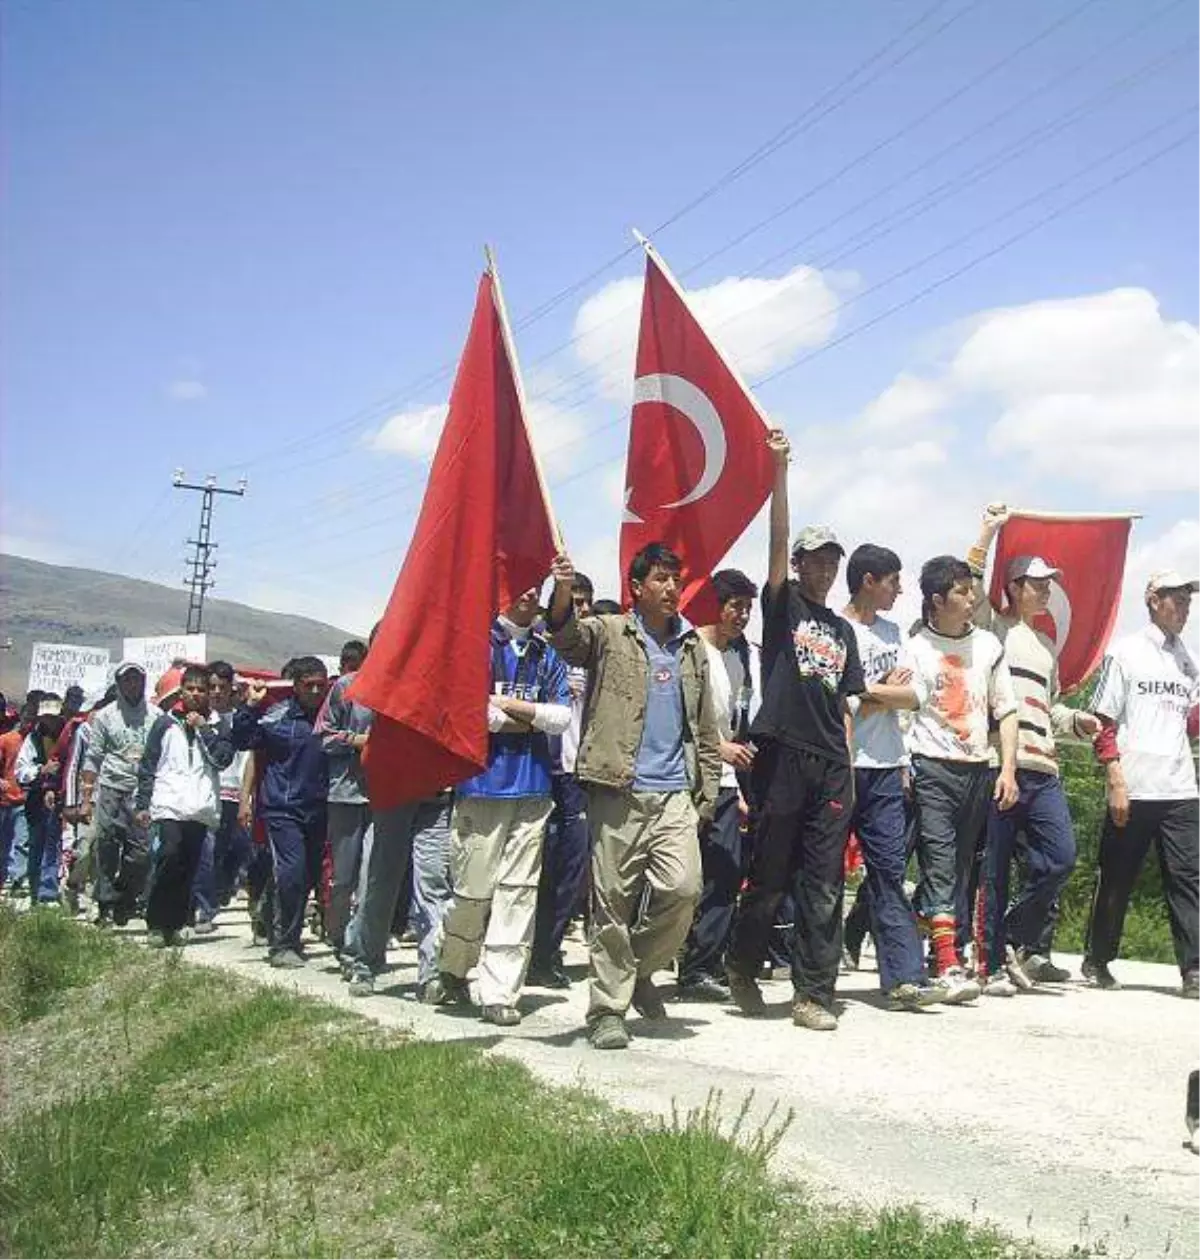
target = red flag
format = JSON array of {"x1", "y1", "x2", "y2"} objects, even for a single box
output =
[
  {"x1": 349, "y1": 268, "x2": 559, "y2": 808},
  {"x1": 620, "y1": 243, "x2": 775, "y2": 623},
  {"x1": 988, "y1": 513, "x2": 1135, "y2": 693}
]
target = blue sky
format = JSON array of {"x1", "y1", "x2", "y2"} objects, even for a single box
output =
[{"x1": 2, "y1": 0, "x2": 1197, "y2": 649}]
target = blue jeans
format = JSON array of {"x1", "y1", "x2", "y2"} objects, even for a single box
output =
[
  {"x1": 25, "y1": 809, "x2": 63, "y2": 903},
  {"x1": 410, "y1": 795, "x2": 454, "y2": 983},
  {"x1": 531, "y1": 773, "x2": 590, "y2": 971},
  {"x1": 853, "y1": 768, "x2": 927, "y2": 991},
  {"x1": 982, "y1": 770, "x2": 1076, "y2": 976},
  {"x1": 192, "y1": 800, "x2": 252, "y2": 922},
  {"x1": 2, "y1": 803, "x2": 30, "y2": 888}
]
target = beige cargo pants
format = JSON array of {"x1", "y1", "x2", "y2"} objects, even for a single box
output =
[
  {"x1": 438, "y1": 794, "x2": 552, "y2": 1008},
  {"x1": 585, "y1": 786, "x2": 702, "y2": 1023}
]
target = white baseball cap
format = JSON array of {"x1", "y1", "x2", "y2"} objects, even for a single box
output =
[
  {"x1": 1145, "y1": 570, "x2": 1200, "y2": 598},
  {"x1": 1006, "y1": 555, "x2": 1061, "y2": 582}
]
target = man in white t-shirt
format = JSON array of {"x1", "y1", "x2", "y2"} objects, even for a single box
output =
[
  {"x1": 906, "y1": 555, "x2": 1019, "y2": 999},
  {"x1": 678, "y1": 569, "x2": 759, "y2": 1002},
  {"x1": 1085, "y1": 570, "x2": 1199, "y2": 997},
  {"x1": 842, "y1": 545, "x2": 944, "y2": 1011}
]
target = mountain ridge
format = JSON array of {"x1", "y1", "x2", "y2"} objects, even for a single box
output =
[{"x1": 0, "y1": 553, "x2": 358, "y2": 699}]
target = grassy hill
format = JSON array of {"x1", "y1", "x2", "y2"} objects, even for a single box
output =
[{"x1": 0, "y1": 553, "x2": 357, "y2": 699}]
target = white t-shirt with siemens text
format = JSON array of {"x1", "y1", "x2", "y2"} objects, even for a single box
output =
[
  {"x1": 848, "y1": 614, "x2": 908, "y2": 769},
  {"x1": 1091, "y1": 624, "x2": 1199, "y2": 801}
]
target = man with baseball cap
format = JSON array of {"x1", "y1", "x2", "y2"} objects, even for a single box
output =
[
  {"x1": 80, "y1": 660, "x2": 159, "y2": 925},
  {"x1": 1084, "y1": 569, "x2": 1199, "y2": 997},
  {"x1": 967, "y1": 505, "x2": 1101, "y2": 992},
  {"x1": 726, "y1": 429, "x2": 866, "y2": 1032}
]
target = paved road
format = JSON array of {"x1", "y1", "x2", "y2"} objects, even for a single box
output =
[{"x1": 156, "y1": 910, "x2": 1198, "y2": 1258}]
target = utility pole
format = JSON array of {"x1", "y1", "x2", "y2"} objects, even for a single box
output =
[{"x1": 173, "y1": 470, "x2": 247, "y2": 634}]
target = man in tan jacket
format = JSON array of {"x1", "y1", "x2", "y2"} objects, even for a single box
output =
[{"x1": 548, "y1": 542, "x2": 721, "y2": 1050}]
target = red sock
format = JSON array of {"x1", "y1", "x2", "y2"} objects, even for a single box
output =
[{"x1": 928, "y1": 914, "x2": 958, "y2": 976}]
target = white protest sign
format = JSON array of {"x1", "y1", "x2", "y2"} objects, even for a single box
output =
[
  {"x1": 122, "y1": 634, "x2": 208, "y2": 690},
  {"x1": 27, "y1": 643, "x2": 112, "y2": 700}
]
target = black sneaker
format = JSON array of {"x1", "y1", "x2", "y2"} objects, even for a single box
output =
[
  {"x1": 726, "y1": 969, "x2": 767, "y2": 1017},
  {"x1": 428, "y1": 973, "x2": 473, "y2": 1007},
  {"x1": 527, "y1": 961, "x2": 572, "y2": 990},
  {"x1": 1082, "y1": 958, "x2": 1121, "y2": 990},
  {"x1": 1019, "y1": 950, "x2": 1071, "y2": 984},
  {"x1": 631, "y1": 977, "x2": 667, "y2": 1021},
  {"x1": 1182, "y1": 970, "x2": 1198, "y2": 1000},
  {"x1": 676, "y1": 975, "x2": 731, "y2": 1003}
]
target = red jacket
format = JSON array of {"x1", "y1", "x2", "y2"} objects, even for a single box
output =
[{"x1": 0, "y1": 728, "x2": 26, "y2": 806}]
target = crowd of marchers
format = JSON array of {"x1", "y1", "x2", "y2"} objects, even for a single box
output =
[{"x1": 1, "y1": 430, "x2": 1196, "y2": 1047}]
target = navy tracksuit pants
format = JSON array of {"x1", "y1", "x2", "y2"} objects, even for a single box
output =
[
  {"x1": 266, "y1": 809, "x2": 327, "y2": 956},
  {"x1": 851, "y1": 768, "x2": 927, "y2": 991}
]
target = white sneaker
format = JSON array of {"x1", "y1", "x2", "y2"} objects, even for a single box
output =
[
  {"x1": 935, "y1": 967, "x2": 980, "y2": 1005},
  {"x1": 1005, "y1": 945, "x2": 1035, "y2": 991},
  {"x1": 982, "y1": 973, "x2": 1018, "y2": 998}
]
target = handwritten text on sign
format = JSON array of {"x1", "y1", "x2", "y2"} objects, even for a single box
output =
[{"x1": 28, "y1": 643, "x2": 112, "y2": 699}]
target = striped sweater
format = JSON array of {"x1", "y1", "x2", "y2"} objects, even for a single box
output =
[{"x1": 974, "y1": 606, "x2": 1086, "y2": 775}]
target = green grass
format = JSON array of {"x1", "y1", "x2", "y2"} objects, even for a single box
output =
[{"x1": 0, "y1": 906, "x2": 1039, "y2": 1259}]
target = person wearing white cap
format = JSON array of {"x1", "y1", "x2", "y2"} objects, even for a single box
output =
[
  {"x1": 1084, "y1": 569, "x2": 1199, "y2": 997},
  {"x1": 79, "y1": 660, "x2": 160, "y2": 925},
  {"x1": 967, "y1": 504, "x2": 1102, "y2": 994}
]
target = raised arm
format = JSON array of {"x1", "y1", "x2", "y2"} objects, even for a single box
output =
[
  {"x1": 766, "y1": 428, "x2": 791, "y2": 594},
  {"x1": 546, "y1": 551, "x2": 603, "y2": 670},
  {"x1": 969, "y1": 502, "x2": 1009, "y2": 628}
]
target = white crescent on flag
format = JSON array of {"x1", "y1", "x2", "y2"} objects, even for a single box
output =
[
  {"x1": 1045, "y1": 583, "x2": 1072, "y2": 655},
  {"x1": 630, "y1": 372, "x2": 727, "y2": 510}
]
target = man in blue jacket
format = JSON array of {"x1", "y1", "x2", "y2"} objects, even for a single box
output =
[
  {"x1": 427, "y1": 586, "x2": 572, "y2": 1026},
  {"x1": 232, "y1": 657, "x2": 329, "y2": 968}
]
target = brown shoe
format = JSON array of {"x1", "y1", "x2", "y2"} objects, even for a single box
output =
[
  {"x1": 631, "y1": 977, "x2": 667, "y2": 1021},
  {"x1": 792, "y1": 999, "x2": 837, "y2": 1031},
  {"x1": 727, "y1": 969, "x2": 767, "y2": 1017}
]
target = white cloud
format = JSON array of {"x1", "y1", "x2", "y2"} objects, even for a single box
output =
[
  {"x1": 858, "y1": 288, "x2": 1198, "y2": 496},
  {"x1": 166, "y1": 379, "x2": 208, "y2": 402},
  {"x1": 365, "y1": 389, "x2": 585, "y2": 481},
  {"x1": 571, "y1": 263, "x2": 846, "y2": 403},
  {"x1": 366, "y1": 403, "x2": 447, "y2": 459},
  {"x1": 858, "y1": 373, "x2": 948, "y2": 433}
]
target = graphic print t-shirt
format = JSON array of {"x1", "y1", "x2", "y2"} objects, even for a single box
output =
[
  {"x1": 752, "y1": 581, "x2": 865, "y2": 764},
  {"x1": 848, "y1": 615, "x2": 909, "y2": 769}
]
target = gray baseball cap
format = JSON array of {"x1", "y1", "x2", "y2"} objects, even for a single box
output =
[{"x1": 791, "y1": 525, "x2": 844, "y2": 556}]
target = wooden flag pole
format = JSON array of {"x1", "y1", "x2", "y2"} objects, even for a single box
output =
[
  {"x1": 1009, "y1": 509, "x2": 1143, "y2": 521},
  {"x1": 631, "y1": 227, "x2": 774, "y2": 430},
  {"x1": 484, "y1": 243, "x2": 566, "y2": 554}
]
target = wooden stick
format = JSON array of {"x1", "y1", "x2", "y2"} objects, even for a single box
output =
[
  {"x1": 1009, "y1": 509, "x2": 1143, "y2": 521},
  {"x1": 484, "y1": 244, "x2": 566, "y2": 553}
]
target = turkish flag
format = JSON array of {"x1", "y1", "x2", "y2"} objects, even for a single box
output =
[
  {"x1": 620, "y1": 248, "x2": 775, "y2": 623},
  {"x1": 988, "y1": 513, "x2": 1134, "y2": 693},
  {"x1": 349, "y1": 270, "x2": 558, "y2": 809}
]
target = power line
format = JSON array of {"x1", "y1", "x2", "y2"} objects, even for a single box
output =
[
  {"x1": 208, "y1": 0, "x2": 976, "y2": 480},
  {"x1": 683, "y1": 0, "x2": 1098, "y2": 278},
  {"x1": 535, "y1": 33, "x2": 1193, "y2": 417},
  {"x1": 238, "y1": 102, "x2": 1196, "y2": 560}
]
